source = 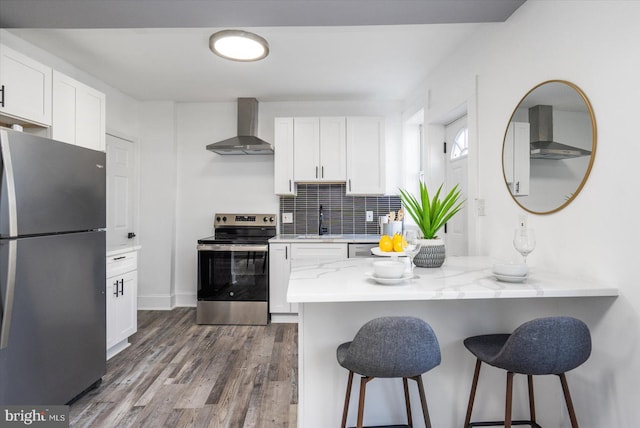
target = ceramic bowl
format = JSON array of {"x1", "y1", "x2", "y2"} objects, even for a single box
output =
[
  {"x1": 492, "y1": 263, "x2": 528, "y2": 277},
  {"x1": 373, "y1": 260, "x2": 405, "y2": 278}
]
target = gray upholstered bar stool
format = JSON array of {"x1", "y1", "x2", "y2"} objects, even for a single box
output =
[
  {"x1": 463, "y1": 316, "x2": 591, "y2": 428},
  {"x1": 337, "y1": 316, "x2": 441, "y2": 428}
]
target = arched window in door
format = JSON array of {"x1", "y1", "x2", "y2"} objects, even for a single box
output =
[{"x1": 450, "y1": 127, "x2": 468, "y2": 160}]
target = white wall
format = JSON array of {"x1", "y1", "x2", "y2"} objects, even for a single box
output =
[
  {"x1": 173, "y1": 100, "x2": 403, "y2": 305},
  {"x1": 423, "y1": 1, "x2": 640, "y2": 425},
  {"x1": 137, "y1": 101, "x2": 178, "y2": 309}
]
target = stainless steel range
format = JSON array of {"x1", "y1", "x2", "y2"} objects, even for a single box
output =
[{"x1": 196, "y1": 213, "x2": 276, "y2": 325}]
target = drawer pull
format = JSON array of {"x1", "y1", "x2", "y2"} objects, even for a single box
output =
[{"x1": 112, "y1": 256, "x2": 126, "y2": 261}]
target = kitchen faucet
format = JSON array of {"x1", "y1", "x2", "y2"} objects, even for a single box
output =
[{"x1": 319, "y1": 205, "x2": 324, "y2": 235}]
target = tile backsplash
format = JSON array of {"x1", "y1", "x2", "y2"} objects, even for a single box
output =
[{"x1": 279, "y1": 183, "x2": 401, "y2": 235}]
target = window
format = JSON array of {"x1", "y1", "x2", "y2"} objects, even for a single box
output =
[{"x1": 450, "y1": 127, "x2": 468, "y2": 160}]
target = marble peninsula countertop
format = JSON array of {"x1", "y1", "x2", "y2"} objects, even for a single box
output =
[{"x1": 287, "y1": 256, "x2": 619, "y2": 303}]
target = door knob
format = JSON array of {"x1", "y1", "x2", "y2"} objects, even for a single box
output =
[{"x1": 127, "y1": 232, "x2": 136, "y2": 239}]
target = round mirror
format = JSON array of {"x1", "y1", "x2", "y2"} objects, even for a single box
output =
[{"x1": 502, "y1": 80, "x2": 597, "y2": 214}]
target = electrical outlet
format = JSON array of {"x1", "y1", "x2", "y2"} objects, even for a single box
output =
[
  {"x1": 282, "y1": 212, "x2": 293, "y2": 223},
  {"x1": 366, "y1": 211, "x2": 373, "y2": 222}
]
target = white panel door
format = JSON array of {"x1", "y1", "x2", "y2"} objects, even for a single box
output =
[
  {"x1": 106, "y1": 134, "x2": 137, "y2": 250},
  {"x1": 445, "y1": 116, "x2": 469, "y2": 256}
]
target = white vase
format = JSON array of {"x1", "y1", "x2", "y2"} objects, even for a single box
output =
[{"x1": 414, "y1": 238, "x2": 445, "y2": 268}]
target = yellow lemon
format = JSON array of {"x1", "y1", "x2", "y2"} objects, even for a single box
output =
[
  {"x1": 379, "y1": 235, "x2": 393, "y2": 252},
  {"x1": 391, "y1": 233, "x2": 404, "y2": 252}
]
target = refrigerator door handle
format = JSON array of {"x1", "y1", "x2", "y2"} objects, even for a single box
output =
[
  {"x1": 1, "y1": 130, "x2": 18, "y2": 349},
  {"x1": 1, "y1": 240, "x2": 17, "y2": 349},
  {"x1": 1, "y1": 129, "x2": 19, "y2": 237}
]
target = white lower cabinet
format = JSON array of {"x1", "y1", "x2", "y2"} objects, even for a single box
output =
[
  {"x1": 269, "y1": 243, "x2": 292, "y2": 313},
  {"x1": 269, "y1": 242, "x2": 347, "y2": 315},
  {"x1": 106, "y1": 251, "x2": 138, "y2": 359}
]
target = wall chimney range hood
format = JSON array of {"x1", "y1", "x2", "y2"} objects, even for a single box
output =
[
  {"x1": 528, "y1": 105, "x2": 591, "y2": 160},
  {"x1": 206, "y1": 98, "x2": 274, "y2": 155}
]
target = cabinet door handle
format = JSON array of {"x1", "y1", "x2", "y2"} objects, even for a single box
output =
[
  {"x1": 348, "y1": 179, "x2": 352, "y2": 192},
  {"x1": 113, "y1": 280, "x2": 120, "y2": 297},
  {"x1": 0, "y1": 85, "x2": 4, "y2": 108},
  {"x1": 285, "y1": 246, "x2": 288, "y2": 259},
  {"x1": 321, "y1": 166, "x2": 324, "y2": 178},
  {"x1": 120, "y1": 279, "x2": 124, "y2": 296},
  {"x1": 289, "y1": 179, "x2": 292, "y2": 192},
  {"x1": 315, "y1": 166, "x2": 318, "y2": 178},
  {"x1": 515, "y1": 181, "x2": 520, "y2": 193}
]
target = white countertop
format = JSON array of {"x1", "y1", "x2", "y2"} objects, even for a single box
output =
[
  {"x1": 269, "y1": 234, "x2": 380, "y2": 243},
  {"x1": 287, "y1": 256, "x2": 619, "y2": 303}
]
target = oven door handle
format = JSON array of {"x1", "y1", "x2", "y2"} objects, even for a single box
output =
[{"x1": 197, "y1": 244, "x2": 268, "y2": 252}]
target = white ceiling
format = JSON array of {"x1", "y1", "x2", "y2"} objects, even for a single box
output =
[{"x1": 1, "y1": 0, "x2": 525, "y2": 102}]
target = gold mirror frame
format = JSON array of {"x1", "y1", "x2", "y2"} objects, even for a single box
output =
[{"x1": 502, "y1": 80, "x2": 597, "y2": 215}]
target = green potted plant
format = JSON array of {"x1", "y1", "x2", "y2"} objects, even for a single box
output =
[{"x1": 399, "y1": 181, "x2": 464, "y2": 267}]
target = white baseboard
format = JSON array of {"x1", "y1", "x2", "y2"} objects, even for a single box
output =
[
  {"x1": 271, "y1": 313, "x2": 299, "y2": 324},
  {"x1": 137, "y1": 294, "x2": 174, "y2": 310},
  {"x1": 175, "y1": 292, "x2": 197, "y2": 307}
]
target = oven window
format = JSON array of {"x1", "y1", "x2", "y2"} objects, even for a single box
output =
[{"x1": 198, "y1": 249, "x2": 268, "y2": 301}]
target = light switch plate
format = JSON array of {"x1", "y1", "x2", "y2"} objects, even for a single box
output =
[
  {"x1": 282, "y1": 212, "x2": 293, "y2": 223},
  {"x1": 366, "y1": 211, "x2": 373, "y2": 222}
]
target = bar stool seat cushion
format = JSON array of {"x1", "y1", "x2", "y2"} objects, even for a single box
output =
[
  {"x1": 464, "y1": 316, "x2": 591, "y2": 376},
  {"x1": 337, "y1": 316, "x2": 441, "y2": 378}
]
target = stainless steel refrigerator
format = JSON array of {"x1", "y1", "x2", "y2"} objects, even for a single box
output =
[{"x1": 0, "y1": 128, "x2": 106, "y2": 405}]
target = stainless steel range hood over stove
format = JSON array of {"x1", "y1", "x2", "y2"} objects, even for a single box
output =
[
  {"x1": 528, "y1": 105, "x2": 591, "y2": 160},
  {"x1": 206, "y1": 98, "x2": 273, "y2": 155}
]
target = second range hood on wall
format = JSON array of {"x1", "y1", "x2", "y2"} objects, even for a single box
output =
[
  {"x1": 528, "y1": 105, "x2": 591, "y2": 160},
  {"x1": 206, "y1": 98, "x2": 274, "y2": 155}
]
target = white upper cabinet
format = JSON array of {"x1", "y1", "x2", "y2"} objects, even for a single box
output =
[
  {"x1": 274, "y1": 117, "x2": 296, "y2": 195},
  {"x1": 0, "y1": 43, "x2": 52, "y2": 126},
  {"x1": 503, "y1": 122, "x2": 530, "y2": 196},
  {"x1": 346, "y1": 117, "x2": 385, "y2": 195},
  {"x1": 52, "y1": 70, "x2": 106, "y2": 151},
  {"x1": 293, "y1": 117, "x2": 346, "y2": 182}
]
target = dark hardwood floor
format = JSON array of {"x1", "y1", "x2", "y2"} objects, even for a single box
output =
[{"x1": 70, "y1": 308, "x2": 298, "y2": 427}]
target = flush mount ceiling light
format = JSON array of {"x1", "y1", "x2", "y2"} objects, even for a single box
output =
[{"x1": 209, "y1": 30, "x2": 269, "y2": 62}]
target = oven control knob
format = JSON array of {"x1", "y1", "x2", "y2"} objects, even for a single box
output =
[
  {"x1": 269, "y1": 216, "x2": 275, "y2": 223},
  {"x1": 263, "y1": 216, "x2": 269, "y2": 223},
  {"x1": 222, "y1": 216, "x2": 227, "y2": 222},
  {"x1": 216, "y1": 216, "x2": 221, "y2": 222}
]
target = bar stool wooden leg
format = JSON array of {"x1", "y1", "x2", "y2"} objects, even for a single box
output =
[
  {"x1": 505, "y1": 372, "x2": 514, "y2": 428},
  {"x1": 528, "y1": 374, "x2": 536, "y2": 424},
  {"x1": 402, "y1": 377, "x2": 413, "y2": 427},
  {"x1": 559, "y1": 373, "x2": 580, "y2": 428},
  {"x1": 413, "y1": 375, "x2": 432, "y2": 428},
  {"x1": 341, "y1": 371, "x2": 354, "y2": 428},
  {"x1": 464, "y1": 359, "x2": 482, "y2": 427},
  {"x1": 356, "y1": 376, "x2": 373, "y2": 428}
]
